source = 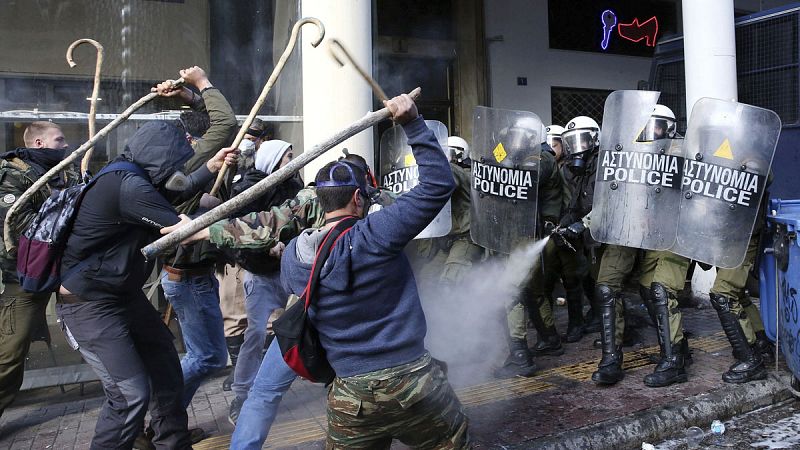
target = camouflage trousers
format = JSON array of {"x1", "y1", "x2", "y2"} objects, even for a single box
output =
[
  {"x1": 326, "y1": 353, "x2": 470, "y2": 449},
  {"x1": 638, "y1": 250, "x2": 690, "y2": 345}
]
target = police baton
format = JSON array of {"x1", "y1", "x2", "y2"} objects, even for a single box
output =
[{"x1": 141, "y1": 87, "x2": 422, "y2": 261}]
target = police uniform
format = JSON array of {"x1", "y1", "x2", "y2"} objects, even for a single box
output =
[{"x1": 415, "y1": 161, "x2": 484, "y2": 289}]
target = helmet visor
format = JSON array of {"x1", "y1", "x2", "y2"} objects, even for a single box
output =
[
  {"x1": 638, "y1": 116, "x2": 676, "y2": 141},
  {"x1": 562, "y1": 130, "x2": 595, "y2": 157}
]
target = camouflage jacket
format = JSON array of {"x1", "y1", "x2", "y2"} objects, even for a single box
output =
[
  {"x1": 209, "y1": 186, "x2": 323, "y2": 250},
  {"x1": 209, "y1": 186, "x2": 396, "y2": 250},
  {"x1": 0, "y1": 156, "x2": 77, "y2": 286}
]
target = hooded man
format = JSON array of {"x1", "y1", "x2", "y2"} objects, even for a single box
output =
[{"x1": 55, "y1": 121, "x2": 235, "y2": 450}]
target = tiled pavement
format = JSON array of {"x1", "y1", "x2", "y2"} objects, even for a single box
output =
[{"x1": 0, "y1": 294, "x2": 778, "y2": 449}]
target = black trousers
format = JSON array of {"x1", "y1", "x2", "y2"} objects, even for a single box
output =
[{"x1": 56, "y1": 292, "x2": 191, "y2": 450}]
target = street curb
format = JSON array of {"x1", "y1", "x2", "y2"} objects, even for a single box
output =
[{"x1": 516, "y1": 370, "x2": 793, "y2": 450}]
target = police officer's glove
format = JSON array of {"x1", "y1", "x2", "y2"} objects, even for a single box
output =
[
  {"x1": 543, "y1": 220, "x2": 556, "y2": 236},
  {"x1": 558, "y1": 221, "x2": 586, "y2": 243}
]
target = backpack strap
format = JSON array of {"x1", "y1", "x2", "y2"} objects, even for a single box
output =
[
  {"x1": 90, "y1": 160, "x2": 149, "y2": 185},
  {"x1": 303, "y1": 216, "x2": 359, "y2": 310}
]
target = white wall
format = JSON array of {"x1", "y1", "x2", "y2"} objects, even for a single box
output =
[{"x1": 484, "y1": 0, "x2": 654, "y2": 126}]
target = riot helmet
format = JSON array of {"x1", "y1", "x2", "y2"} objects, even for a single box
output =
[
  {"x1": 545, "y1": 125, "x2": 565, "y2": 160},
  {"x1": 562, "y1": 116, "x2": 600, "y2": 173},
  {"x1": 638, "y1": 104, "x2": 677, "y2": 141},
  {"x1": 447, "y1": 136, "x2": 470, "y2": 164}
]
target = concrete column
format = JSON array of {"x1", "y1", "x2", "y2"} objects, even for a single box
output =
[
  {"x1": 682, "y1": 0, "x2": 738, "y2": 117},
  {"x1": 301, "y1": 0, "x2": 373, "y2": 181},
  {"x1": 682, "y1": 0, "x2": 738, "y2": 295}
]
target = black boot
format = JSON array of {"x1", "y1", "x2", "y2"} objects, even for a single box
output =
[
  {"x1": 222, "y1": 334, "x2": 244, "y2": 391},
  {"x1": 494, "y1": 338, "x2": 537, "y2": 378},
  {"x1": 582, "y1": 277, "x2": 602, "y2": 333},
  {"x1": 710, "y1": 294, "x2": 768, "y2": 384},
  {"x1": 533, "y1": 331, "x2": 565, "y2": 356},
  {"x1": 754, "y1": 330, "x2": 775, "y2": 363},
  {"x1": 564, "y1": 286, "x2": 585, "y2": 343},
  {"x1": 643, "y1": 283, "x2": 687, "y2": 387},
  {"x1": 639, "y1": 285, "x2": 658, "y2": 328},
  {"x1": 591, "y1": 285, "x2": 625, "y2": 385},
  {"x1": 529, "y1": 296, "x2": 565, "y2": 355}
]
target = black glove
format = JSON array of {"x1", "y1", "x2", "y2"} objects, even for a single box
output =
[
  {"x1": 543, "y1": 220, "x2": 557, "y2": 236},
  {"x1": 558, "y1": 221, "x2": 586, "y2": 243}
]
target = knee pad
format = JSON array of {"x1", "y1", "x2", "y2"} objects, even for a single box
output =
[
  {"x1": 650, "y1": 282, "x2": 669, "y2": 307},
  {"x1": 709, "y1": 293, "x2": 731, "y2": 313},
  {"x1": 596, "y1": 284, "x2": 616, "y2": 307}
]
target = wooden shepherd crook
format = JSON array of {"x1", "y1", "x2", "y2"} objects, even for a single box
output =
[
  {"x1": 328, "y1": 38, "x2": 389, "y2": 102},
  {"x1": 142, "y1": 87, "x2": 422, "y2": 260},
  {"x1": 208, "y1": 17, "x2": 326, "y2": 196},
  {"x1": 66, "y1": 38, "x2": 104, "y2": 175},
  {"x1": 3, "y1": 78, "x2": 185, "y2": 253}
]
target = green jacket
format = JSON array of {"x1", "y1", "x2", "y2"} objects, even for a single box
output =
[
  {"x1": 169, "y1": 88, "x2": 236, "y2": 268},
  {"x1": 0, "y1": 155, "x2": 77, "y2": 288},
  {"x1": 538, "y1": 149, "x2": 564, "y2": 226}
]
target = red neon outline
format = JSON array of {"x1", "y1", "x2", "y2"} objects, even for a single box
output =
[{"x1": 617, "y1": 16, "x2": 659, "y2": 47}]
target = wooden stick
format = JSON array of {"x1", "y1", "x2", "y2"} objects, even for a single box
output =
[
  {"x1": 3, "y1": 78, "x2": 184, "y2": 252},
  {"x1": 142, "y1": 87, "x2": 422, "y2": 260},
  {"x1": 208, "y1": 17, "x2": 325, "y2": 197},
  {"x1": 328, "y1": 38, "x2": 389, "y2": 102},
  {"x1": 66, "y1": 38, "x2": 104, "y2": 175}
]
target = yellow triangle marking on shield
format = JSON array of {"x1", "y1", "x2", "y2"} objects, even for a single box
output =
[
  {"x1": 493, "y1": 142, "x2": 507, "y2": 163},
  {"x1": 404, "y1": 154, "x2": 416, "y2": 166},
  {"x1": 713, "y1": 138, "x2": 734, "y2": 160}
]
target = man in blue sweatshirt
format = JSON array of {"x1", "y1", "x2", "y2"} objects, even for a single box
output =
[{"x1": 281, "y1": 94, "x2": 470, "y2": 448}]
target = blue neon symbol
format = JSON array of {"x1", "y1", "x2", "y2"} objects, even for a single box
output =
[{"x1": 601, "y1": 9, "x2": 617, "y2": 50}]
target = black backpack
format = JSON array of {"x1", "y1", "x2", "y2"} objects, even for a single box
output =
[
  {"x1": 272, "y1": 216, "x2": 358, "y2": 384},
  {"x1": 16, "y1": 161, "x2": 147, "y2": 293}
]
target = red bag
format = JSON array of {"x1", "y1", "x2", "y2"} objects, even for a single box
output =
[{"x1": 272, "y1": 216, "x2": 358, "y2": 384}]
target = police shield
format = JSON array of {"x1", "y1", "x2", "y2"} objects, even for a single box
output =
[
  {"x1": 378, "y1": 120, "x2": 452, "y2": 239},
  {"x1": 470, "y1": 106, "x2": 541, "y2": 254},
  {"x1": 672, "y1": 98, "x2": 780, "y2": 268},
  {"x1": 590, "y1": 90, "x2": 683, "y2": 250}
]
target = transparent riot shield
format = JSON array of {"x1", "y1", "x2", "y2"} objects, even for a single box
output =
[
  {"x1": 673, "y1": 98, "x2": 781, "y2": 268},
  {"x1": 378, "y1": 120, "x2": 452, "y2": 239},
  {"x1": 590, "y1": 90, "x2": 683, "y2": 250},
  {"x1": 470, "y1": 106, "x2": 542, "y2": 254}
]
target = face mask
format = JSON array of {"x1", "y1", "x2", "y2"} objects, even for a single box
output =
[{"x1": 238, "y1": 139, "x2": 256, "y2": 154}]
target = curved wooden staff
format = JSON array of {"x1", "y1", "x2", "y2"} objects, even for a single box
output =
[
  {"x1": 66, "y1": 38, "x2": 104, "y2": 175},
  {"x1": 328, "y1": 38, "x2": 389, "y2": 102},
  {"x1": 209, "y1": 17, "x2": 325, "y2": 196},
  {"x1": 3, "y1": 78, "x2": 184, "y2": 252},
  {"x1": 142, "y1": 87, "x2": 422, "y2": 260}
]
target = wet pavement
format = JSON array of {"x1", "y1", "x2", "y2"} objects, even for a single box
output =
[
  {"x1": 655, "y1": 397, "x2": 800, "y2": 449},
  {"x1": 0, "y1": 294, "x2": 791, "y2": 449}
]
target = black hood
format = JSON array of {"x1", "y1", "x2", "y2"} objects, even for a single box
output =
[{"x1": 122, "y1": 121, "x2": 194, "y2": 186}]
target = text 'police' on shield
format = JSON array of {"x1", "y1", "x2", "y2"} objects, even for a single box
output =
[{"x1": 472, "y1": 161, "x2": 535, "y2": 200}]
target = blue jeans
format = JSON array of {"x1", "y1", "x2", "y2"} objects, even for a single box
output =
[
  {"x1": 232, "y1": 271, "x2": 287, "y2": 399},
  {"x1": 160, "y1": 271, "x2": 228, "y2": 408},
  {"x1": 230, "y1": 338, "x2": 296, "y2": 450}
]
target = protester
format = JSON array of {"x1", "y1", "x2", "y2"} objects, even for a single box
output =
[
  {"x1": 279, "y1": 94, "x2": 469, "y2": 448},
  {"x1": 152, "y1": 67, "x2": 238, "y2": 420},
  {"x1": 0, "y1": 122, "x2": 75, "y2": 417},
  {"x1": 226, "y1": 140, "x2": 303, "y2": 424},
  {"x1": 56, "y1": 121, "x2": 235, "y2": 450}
]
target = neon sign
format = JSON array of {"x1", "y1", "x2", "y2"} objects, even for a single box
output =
[{"x1": 600, "y1": 10, "x2": 659, "y2": 51}]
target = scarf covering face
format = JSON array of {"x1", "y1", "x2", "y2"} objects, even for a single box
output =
[
  {"x1": 254, "y1": 140, "x2": 292, "y2": 176},
  {"x1": 8, "y1": 148, "x2": 67, "y2": 175}
]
